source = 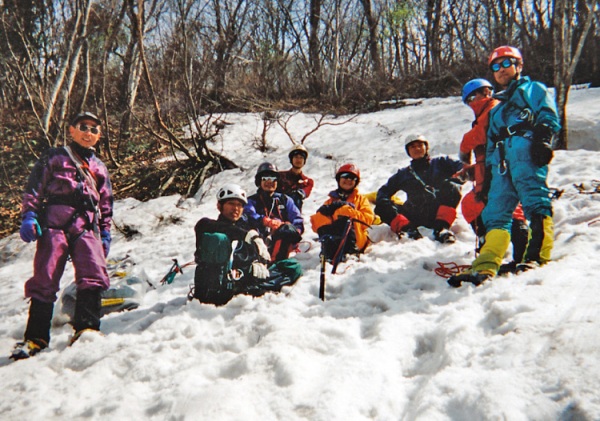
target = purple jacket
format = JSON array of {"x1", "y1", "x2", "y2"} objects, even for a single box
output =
[
  {"x1": 244, "y1": 190, "x2": 304, "y2": 237},
  {"x1": 22, "y1": 142, "x2": 113, "y2": 233}
]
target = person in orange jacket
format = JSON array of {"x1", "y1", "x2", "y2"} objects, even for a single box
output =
[
  {"x1": 311, "y1": 164, "x2": 374, "y2": 260},
  {"x1": 459, "y1": 78, "x2": 528, "y2": 268}
]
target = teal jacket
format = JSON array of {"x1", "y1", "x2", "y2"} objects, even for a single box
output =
[{"x1": 486, "y1": 76, "x2": 561, "y2": 167}]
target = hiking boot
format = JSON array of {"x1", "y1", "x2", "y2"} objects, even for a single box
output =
[
  {"x1": 434, "y1": 228, "x2": 456, "y2": 244},
  {"x1": 70, "y1": 328, "x2": 103, "y2": 346},
  {"x1": 72, "y1": 288, "x2": 102, "y2": 333},
  {"x1": 498, "y1": 261, "x2": 519, "y2": 275},
  {"x1": 10, "y1": 339, "x2": 48, "y2": 360},
  {"x1": 447, "y1": 272, "x2": 491, "y2": 288},
  {"x1": 405, "y1": 227, "x2": 423, "y2": 240},
  {"x1": 515, "y1": 261, "x2": 540, "y2": 273}
]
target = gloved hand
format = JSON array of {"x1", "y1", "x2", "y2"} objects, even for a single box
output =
[
  {"x1": 333, "y1": 205, "x2": 355, "y2": 219},
  {"x1": 245, "y1": 230, "x2": 271, "y2": 262},
  {"x1": 531, "y1": 124, "x2": 554, "y2": 167},
  {"x1": 390, "y1": 214, "x2": 409, "y2": 234},
  {"x1": 272, "y1": 222, "x2": 302, "y2": 243},
  {"x1": 317, "y1": 201, "x2": 348, "y2": 217},
  {"x1": 453, "y1": 165, "x2": 474, "y2": 182},
  {"x1": 458, "y1": 150, "x2": 471, "y2": 165},
  {"x1": 101, "y1": 230, "x2": 111, "y2": 257},
  {"x1": 251, "y1": 262, "x2": 270, "y2": 279},
  {"x1": 263, "y1": 217, "x2": 283, "y2": 230},
  {"x1": 293, "y1": 189, "x2": 306, "y2": 199},
  {"x1": 20, "y1": 211, "x2": 42, "y2": 243}
]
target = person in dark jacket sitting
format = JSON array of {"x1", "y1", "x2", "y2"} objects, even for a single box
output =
[
  {"x1": 193, "y1": 183, "x2": 302, "y2": 305},
  {"x1": 375, "y1": 134, "x2": 464, "y2": 243},
  {"x1": 244, "y1": 162, "x2": 304, "y2": 261}
]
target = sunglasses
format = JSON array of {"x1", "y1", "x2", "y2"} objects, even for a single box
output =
[
  {"x1": 261, "y1": 176, "x2": 278, "y2": 182},
  {"x1": 77, "y1": 124, "x2": 100, "y2": 135},
  {"x1": 466, "y1": 88, "x2": 492, "y2": 104},
  {"x1": 490, "y1": 58, "x2": 518, "y2": 73},
  {"x1": 340, "y1": 173, "x2": 357, "y2": 181}
]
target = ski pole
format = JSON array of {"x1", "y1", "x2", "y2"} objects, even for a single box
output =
[
  {"x1": 319, "y1": 254, "x2": 326, "y2": 301},
  {"x1": 331, "y1": 218, "x2": 353, "y2": 274}
]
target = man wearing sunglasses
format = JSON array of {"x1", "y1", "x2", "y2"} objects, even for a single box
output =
[
  {"x1": 12, "y1": 112, "x2": 113, "y2": 359},
  {"x1": 375, "y1": 134, "x2": 464, "y2": 244},
  {"x1": 244, "y1": 162, "x2": 304, "y2": 262},
  {"x1": 448, "y1": 45, "x2": 561, "y2": 287}
]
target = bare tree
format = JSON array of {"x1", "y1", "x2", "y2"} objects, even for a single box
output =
[
  {"x1": 359, "y1": 0, "x2": 384, "y2": 80},
  {"x1": 552, "y1": 0, "x2": 595, "y2": 150},
  {"x1": 308, "y1": 0, "x2": 324, "y2": 97},
  {"x1": 42, "y1": 0, "x2": 94, "y2": 143}
]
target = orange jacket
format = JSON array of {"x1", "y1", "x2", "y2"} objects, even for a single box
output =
[
  {"x1": 311, "y1": 189, "x2": 374, "y2": 251},
  {"x1": 459, "y1": 96, "x2": 499, "y2": 193}
]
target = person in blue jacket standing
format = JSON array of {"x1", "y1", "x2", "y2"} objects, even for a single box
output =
[
  {"x1": 449, "y1": 46, "x2": 561, "y2": 287},
  {"x1": 245, "y1": 162, "x2": 304, "y2": 262}
]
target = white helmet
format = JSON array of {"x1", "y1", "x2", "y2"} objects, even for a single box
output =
[
  {"x1": 288, "y1": 144, "x2": 309, "y2": 162},
  {"x1": 404, "y1": 134, "x2": 429, "y2": 155},
  {"x1": 216, "y1": 183, "x2": 247, "y2": 204}
]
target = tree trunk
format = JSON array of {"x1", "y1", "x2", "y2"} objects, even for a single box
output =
[
  {"x1": 359, "y1": 0, "x2": 384, "y2": 81},
  {"x1": 308, "y1": 0, "x2": 323, "y2": 97},
  {"x1": 552, "y1": 0, "x2": 594, "y2": 150},
  {"x1": 42, "y1": 0, "x2": 92, "y2": 140}
]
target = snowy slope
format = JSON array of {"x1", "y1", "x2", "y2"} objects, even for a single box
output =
[{"x1": 0, "y1": 88, "x2": 599, "y2": 420}]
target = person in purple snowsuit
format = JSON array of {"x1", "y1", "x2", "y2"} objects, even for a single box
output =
[{"x1": 11, "y1": 112, "x2": 113, "y2": 360}]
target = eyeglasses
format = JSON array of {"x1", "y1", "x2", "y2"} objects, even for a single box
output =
[
  {"x1": 77, "y1": 124, "x2": 100, "y2": 135},
  {"x1": 490, "y1": 58, "x2": 518, "y2": 73},
  {"x1": 261, "y1": 176, "x2": 278, "y2": 182},
  {"x1": 340, "y1": 174, "x2": 357, "y2": 181}
]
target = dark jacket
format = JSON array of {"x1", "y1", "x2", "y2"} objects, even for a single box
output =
[
  {"x1": 194, "y1": 214, "x2": 256, "y2": 272},
  {"x1": 376, "y1": 156, "x2": 463, "y2": 225}
]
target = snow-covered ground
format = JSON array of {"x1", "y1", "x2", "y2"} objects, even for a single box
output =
[{"x1": 0, "y1": 87, "x2": 599, "y2": 420}]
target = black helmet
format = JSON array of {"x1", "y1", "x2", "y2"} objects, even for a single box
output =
[
  {"x1": 70, "y1": 111, "x2": 101, "y2": 126},
  {"x1": 255, "y1": 162, "x2": 279, "y2": 186}
]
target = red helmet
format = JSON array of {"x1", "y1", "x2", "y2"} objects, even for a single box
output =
[
  {"x1": 335, "y1": 163, "x2": 360, "y2": 184},
  {"x1": 488, "y1": 46, "x2": 522, "y2": 66}
]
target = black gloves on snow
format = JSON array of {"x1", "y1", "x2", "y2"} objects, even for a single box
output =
[{"x1": 530, "y1": 124, "x2": 554, "y2": 167}]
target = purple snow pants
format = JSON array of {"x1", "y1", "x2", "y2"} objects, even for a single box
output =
[{"x1": 24, "y1": 205, "x2": 109, "y2": 303}]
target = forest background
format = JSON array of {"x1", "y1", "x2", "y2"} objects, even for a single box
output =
[{"x1": 0, "y1": 0, "x2": 598, "y2": 238}]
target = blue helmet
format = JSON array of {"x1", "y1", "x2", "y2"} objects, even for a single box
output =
[{"x1": 461, "y1": 79, "x2": 493, "y2": 104}]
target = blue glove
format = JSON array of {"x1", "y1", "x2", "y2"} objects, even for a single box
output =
[
  {"x1": 20, "y1": 211, "x2": 42, "y2": 243},
  {"x1": 101, "y1": 230, "x2": 111, "y2": 257}
]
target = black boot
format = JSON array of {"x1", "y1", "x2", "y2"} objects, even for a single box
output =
[
  {"x1": 523, "y1": 214, "x2": 546, "y2": 264},
  {"x1": 447, "y1": 272, "x2": 491, "y2": 288},
  {"x1": 433, "y1": 220, "x2": 456, "y2": 244},
  {"x1": 72, "y1": 288, "x2": 102, "y2": 333},
  {"x1": 511, "y1": 219, "x2": 529, "y2": 264},
  {"x1": 24, "y1": 298, "x2": 54, "y2": 346},
  {"x1": 11, "y1": 299, "x2": 54, "y2": 360}
]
